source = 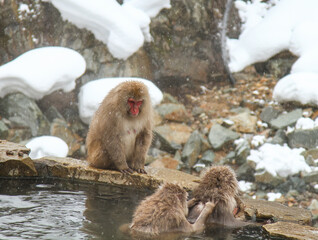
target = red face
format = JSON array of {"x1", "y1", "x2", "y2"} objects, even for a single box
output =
[{"x1": 127, "y1": 98, "x2": 143, "y2": 116}]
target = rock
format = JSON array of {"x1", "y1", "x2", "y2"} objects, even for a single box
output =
[
  {"x1": 152, "y1": 131, "x2": 181, "y2": 154},
  {"x1": 270, "y1": 109, "x2": 303, "y2": 129},
  {"x1": 6, "y1": 129, "x2": 32, "y2": 143},
  {"x1": 154, "y1": 123, "x2": 192, "y2": 145},
  {"x1": 263, "y1": 221, "x2": 318, "y2": 240},
  {"x1": 155, "y1": 103, "x2": 189, "y2": 122},
  {"x1": 0, "y1": 140, "x2": 37, "y2": 177},
  {"x1": 50, "y1": 118, "x2": 82, "y2": 156},
  {"x1": 33, "y1": 156, "x2": 200, "y2": 191},
  {"x1": 302, "y1": 149, "x2": 318, "y2": 166},
  {"x1": 270, "y1": 129, "x2": 287, "y2": 145},
  {"x1": 259, "y1": 106, "x2": 281, "y2": 124},
  {"x1": 229, "y1": 111, "x2": 257, "y2": 133},
  {"x1": 153, "y1": 110, "x2": 163, "y2": 126},
  {"x1": 181, "y1": 130, "x2": 202, "y2": 168},
  {"x1": 149, "y1": 157, "x2": 180, "y2": 170},
  {"x1": 43, "y1": 106, "x2": 65, "y2": 122},
  {"x1": 308, "y1": 199, "x2": 318, "y2": 220},
  {"x1": 191, "y1": 106, "x2": 205, "y2": 116},
  {"x1": 201, "y1": 150, "x2": 215, "y2": 164},
  {"x1": 277, "y1": 176, "x2": 306, "y2": 194},
  {"x1": 236, "y1": 162, "x2": 255, "y2": 182},
  {"x1": 303, "y1": 171, "x2": 318, "y2": 184},
  {"x1": 0, "y1": 93, "x2": 50, "y2": 136},
  {"x1": 254, "y1": 170, "x2": 284, "y2": 187},
  {"x1": 161, "y1": 93, "x2": 179, "y2": 104},
  {"x1": 287, "y1": 127, "x2": 318, "y2": 149},
  {"x1": 0, "y1": 120, "x2": 9, "y2": 139},
  {"x1": 243, "y1": 198, "x2": 312, "y2": 224},
  {"x1": 208, "y1": 124, "x2": 240, "y2": 150},
  {"x1": 234, "y1": 138, "x2": 250, "y2": 165}
]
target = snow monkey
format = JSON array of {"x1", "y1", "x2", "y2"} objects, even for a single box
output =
[
  {"x1": 129, "y1": 183, "x2": 216, "y2": 237},
  {"x1": 187, "y1": 166, "x2": 248, "y2": 227},
  {"x1": 86, "y1": 81, "x2": 153, "y2": 174}
]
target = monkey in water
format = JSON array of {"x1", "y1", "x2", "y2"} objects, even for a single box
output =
[
  {"x1": 129, "y1": 183, "x2": 216, "y2": 238},
  {"x1": 187, "y1": 166, "x2": 248, "y2": 228},
  {"x1": 86, "y1": 81, "x2": 153, "y2": 174}
]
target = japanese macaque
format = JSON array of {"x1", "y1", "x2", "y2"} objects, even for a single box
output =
[
  {"x1": 86, "y1": 81, "x2": 153, "y2": 174},
  {"x1": 187, "y1": 166, "x2": 248, "y2": 228},
  {"x1": 129, "y1": 183, "x2": 216, "y2": 237}
]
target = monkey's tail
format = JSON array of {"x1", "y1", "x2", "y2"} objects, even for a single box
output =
[{"x1": 221, "y1": 0, "x2": 236, "y2": 85}]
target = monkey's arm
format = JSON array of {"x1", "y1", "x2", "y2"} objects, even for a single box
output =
[
  {"x1": 191, "y1": 201, "x2": 216, "y2": 233},
  {"x1": 131, "y1": 128, "x2": 152, "y2": 173},
  {"x1": 187, "y1": 198, "x2": 199, "y2": 208}
]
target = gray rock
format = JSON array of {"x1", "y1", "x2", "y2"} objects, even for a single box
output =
[
  {"x1": 270, "y1": 109, "x2": 302, "y2": 129},
  {"x1": 0, "y1": 93, "x2": 50, "y2": 136},
  {"x1": 236, "y1": 162, "x2": 255, "y2": 182},
  {"x1": 303, "y1": 171, "x2": 318, "y2": 184},
  {"x1": 181, "y1": 130, "x2": 202, "y2": 168},
  {"x1": 208, "y1": 124, "x2": 240, "y2": 150},
  {"x1": 277, "y1": 176, "x2": 306, "y2": 194},
  {"x1": 255, "y1": 170, "x2": 284, "y2": 187},
  {"x1": 154, "y1": 123, "x2": 192, "y2": 145},
  {"x1": 155, "y1": 103, "x2": 189, "y2": 122},
  {"x1": 201, "y1": 150, "x2": 215, "y2": 164},
  {"x1": 152, "y1": 131, "x2": 181, "y2": 154},
  {"x1": 191, "y1": 106, "x2": 205, "y2": 117},
  {"x1": 161, "y1": 93, "x2": 179, "y2": 104},
  {"x1": 260, "y1": 106, "x2": 281, "y2": 124},
  {"x1": 43, "y1": 106, "x2": 65, "y2": 122},
  {"x1": 287, "y1": 127, "x2": 318, "y2": 149},
  {"x1": 270, "y1": 129, "x2": 287, "y2": 145},
  {"x1": 234, "y1": 139, "x2": 250, "y2": 165},
  {"x1": 0, "y1": 120, "x2": 9, "y2": 139}
]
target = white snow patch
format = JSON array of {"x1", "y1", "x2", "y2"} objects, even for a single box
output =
[
  {"x1": 45, "y1": 0, "x2": 170, "y2": 59},
  {"x1": 0, "y1": 47, "x2": 86, "y2": 100},
  {"x1": 247, "y1": 143, "x2": 311, "y2": 178},
  {"x1": 228, "y1": 0, "x2": 318, "y2": 106},
  {"x1": 238, "y1": 180, "x2": 253, "y2": 192},
  {"x1": 26, "y1": 136, "x2": 69, "y2": 159},
  {"x1": 295, "y1": 117, "x2": 318, "y2": 130},
  {"x1": 251, "y1": 135, "x2": 266, "y2": 147},
  {"x1": 267, "y1": 192, "x2": 282, "y2": 201},
  {"x1": 78, "y1": 77, "x2": 163, "y2": 124}
]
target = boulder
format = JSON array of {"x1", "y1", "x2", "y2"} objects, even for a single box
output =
[
  {"x1": 181, "y1": 130, "x2": 202, "y2": 167},
  {"x1": 208, "y1": 124, "x2": 240, "y2": 150},
  {"x1": 155, "y1": 103, "x2": 189, "y2": 122},
  {"x1": 154, "y1": 123, "x2": 192, "y2": 145}
]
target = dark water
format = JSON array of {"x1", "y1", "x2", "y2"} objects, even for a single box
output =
[{"x1": 0, "y1": 179, "x2": 282, "y2": 240}]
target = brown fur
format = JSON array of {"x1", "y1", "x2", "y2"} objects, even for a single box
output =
[
  {"x1": 130, "y1": 183, "x2": 215, "y2": 236},
  {"x1": 188, "y1": 166, "x2": 248, "y2": 227},
  {"x1": 86, "y1": 81, "x2": 153, "y2": 173}
]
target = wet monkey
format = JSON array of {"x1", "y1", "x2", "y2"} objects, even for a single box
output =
[
  {"x1": 86, "y1": 81, "x2": 153, "y2": 174},
  {"x1": 188, "y1": 166, "x2": 248, "y2": 227},
  {"x1": 129, "y1": 183, "x2": 216, "y2": 237}
]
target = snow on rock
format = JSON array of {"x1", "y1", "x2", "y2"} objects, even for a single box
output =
[
  {"x1": 78, "y1": 78, "x2": 163, "y2": 124},
  {"x1": 247, "y1": 143, "x2": 311, "y2": 178},
  {"x1": 267, "y1": 192, "x2": 282, "y2": 201},
  {"x1": 46, "y1": 0, "x2": 170, "y2": 59},
  {"x1": 238, "y1": 180, "x2": 253, "y2": 192},
  {"x1": 273, "y1": 73, "x2": 318, "y2": 106},
  {"x1": 26, "y1": 136, "x2": 69, "y2": 159},
  {"x1": 295, "y1": 117, "x2": 318, "y2": 130},
  {"x1": 0, "y1": 47, "x2": 86, "y2": 100}
]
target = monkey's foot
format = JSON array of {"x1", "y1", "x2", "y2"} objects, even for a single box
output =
[
  {"x1": 135, "y1": 168, "x2": 147, "y2": 174},
  {"x1": 120, "y1": 168, "x2": 134, "y2": 174}
]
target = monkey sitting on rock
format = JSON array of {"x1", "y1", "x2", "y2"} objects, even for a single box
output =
[
  {"x1": 187, "y1": 166, "x2": 248, "y2": 228},
  {"x1": 129, "y1": 183, "x2": 216, "y2": 238},
  {"x1": 86, "y1": 81, "x2": 153, "y2": 174}
]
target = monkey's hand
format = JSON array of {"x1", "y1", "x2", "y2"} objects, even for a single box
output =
[
  {"x1": 119, "y1": 167, "x2": 134, "y2": 174},
  {"x1": 204, "y1": 201, "x2": 216, "y2": 213}
]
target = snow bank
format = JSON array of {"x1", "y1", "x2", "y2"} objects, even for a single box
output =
[
  {"x1": 78, "y1": 78, "x2": 163, "y2": 124},
  {"x1": 228, "y1": 0, "x2": 318, "y2": 106},
  {"x1": 247, "y1": 143, "x2": 311, "y2": 178},
  {"x1": 46, "y1": 0, "x2": 170, "y2": 59},
  {"x1": 26, "y1": 136, "x2": 69, "y2": 159},
  {"x1": 0, "y1": 47, "x2": 86, "y2": 100}
]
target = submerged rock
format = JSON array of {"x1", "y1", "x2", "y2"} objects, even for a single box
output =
[{"x1": 263, "y1": 221, "x2": 318, "y2": 240}]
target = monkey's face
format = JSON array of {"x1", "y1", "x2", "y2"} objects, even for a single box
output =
[{"x1": 127, "y1": 98, "x2": 143, "y2": 117}]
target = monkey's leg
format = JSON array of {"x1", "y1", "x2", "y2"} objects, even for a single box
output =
[
  {"x1": 191, "y1": 201, "x2": 216, "y2": 233},
  {"x1": 131, "y1": 129, "x2": 152, "y2": 174},
  {"x1": 104, "y1": 136, "x2": 133, "y2": 174}
]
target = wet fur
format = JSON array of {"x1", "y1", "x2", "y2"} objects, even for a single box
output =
[
  {"x1": 188, "y1": 166, "x2": 248, "y2": 227},
  {"x1": 130, "y1": 183, "x2": 215, "y2": 236},
  {"x1": 86, "y1": 81, "x2": 153, "y2": 173}
]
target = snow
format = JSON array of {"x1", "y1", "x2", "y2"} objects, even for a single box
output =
[
  {"x1": 0, "y1": 47, "x2": 86, "y2": 100},
  {"x1": 267, "y1": 192, "x2": 282, "y2": 201},
  {"x1": 228, "y1": 0, "x2": 318, "y2": 106},
  {"x1": 45, "y1": 0, "x2": 170, "y2": 60},
  {"x1": 26, "y1": 136, "x2": 69, "y2": 159},
  {"x1": 238, "y1": 180, "x2": 253, "y2": 192},
  {"x1": 295, "y1": 117, "x2": 318, "y2": 130},
  {"x1": 251, "y1": 135, "x2": 266, "y2": 147},
  {"x1": 78, "y1": 78, "x2": 163, "y2": 124},
  {"x1": 247, "y1": 143, "x2": 311, "y2": 178}
]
